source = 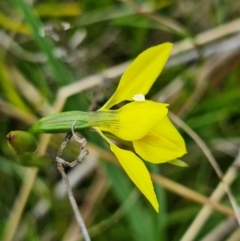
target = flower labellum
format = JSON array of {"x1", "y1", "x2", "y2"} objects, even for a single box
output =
[{"x1": 10, "y1": 43, "x2": 187, "y2": 212}]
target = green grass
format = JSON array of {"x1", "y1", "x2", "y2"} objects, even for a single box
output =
[{"x1": 1, "y1": 0, "x2": 240, "y2": 240}]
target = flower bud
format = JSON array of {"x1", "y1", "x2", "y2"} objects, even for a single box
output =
[{"x1": 6, "y1": 131, "x2": 38, "y2": 154}]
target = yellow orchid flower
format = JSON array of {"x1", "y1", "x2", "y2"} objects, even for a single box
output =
[
  {"x1": 92, "y1": 43, "x2": 186, "y2": 212},
  {"x1": 22, "y1": 43, "x2": 186, "y2": 212}
]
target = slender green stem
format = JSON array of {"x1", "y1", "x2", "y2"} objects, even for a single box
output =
[{"x1": 2, "y1": 168, "x2": 38, "y2": 241}]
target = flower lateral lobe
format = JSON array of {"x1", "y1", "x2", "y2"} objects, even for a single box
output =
[
  {"x1": 133, "y1": 117, "x2": 187, "y2": 163},
  {"x1": 95, "y1": 101, "x2": 168, "y2": 142},
  {"x1": 95, "y1": 128, "x2": 159, "y2": 212}
]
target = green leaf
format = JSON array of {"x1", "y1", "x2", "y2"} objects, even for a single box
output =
[
  {"x1": 11, "y1": 0, "x2": 72, "y2": 86},
  {"x1": 29, "y1": 111, "x2": 91, "y2": 134}
]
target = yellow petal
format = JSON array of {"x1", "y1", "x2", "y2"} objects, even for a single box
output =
[
  {"x1": 97, "y1": 101, "x2": 168, "y2": 141},
  {"x1": 133, "y1": 117, "x2": 186, "y2": 163},
  {"x1": 95, "y1": 128, "x2": 159, "y2": 212},
  {"x1": 101, "y1": 43, "x2": 173, "y2": 109}
]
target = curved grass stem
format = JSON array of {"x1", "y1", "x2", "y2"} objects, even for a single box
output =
[{"x1": 170, "y1": 112, "x2": 240, "y2": 228}]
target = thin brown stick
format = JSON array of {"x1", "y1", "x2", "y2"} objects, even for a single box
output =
[
  {"x1": 201, "y1": 218, "x2": 237, "y2": 241},
  {"x1": 226, "y1": 228, "x2": 240, "y2": 241},
  {"x1": 57, "y1": 162, "x2": 91, "y2": 241},
  {"x1": 180, "y1": 151, "x2": 240, "y2": 241},
  {"x1": 151, "y1": 174, "x2": 234, "y2": 218},
  {"x1": 61, "y1": 169, "x2": 109, "y2": 241},
  {"x1": 2, "y1": 168, "x2": 38, "y2": 241},
  {"x1": 56, "y1": 131, "x2": 91, "y2": 241},
  {"x1": 2, "y1": 134, "x2": 50, "y2": 241},
  {"x1": 170, "y1": 112, "x2": 240, "y2": 225}
]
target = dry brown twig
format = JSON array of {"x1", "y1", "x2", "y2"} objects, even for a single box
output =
[
  {"x1": 169, "y1": 113, "x2": 240, "y2": 234},
  {"x1": 180, "y1": 150, "x2": 240, "y2": 241},
  {"x1": 62, "y1": 169, "x2": 109, "y2": 241},
  {"x1": 55, "y1": 124, "x2": 91, "y2": 241},
  {"x1": 177, "y1": 51, "x2": 240, "y2": 118},
  {"x1": 200, "y1": 218, "x2": 238, "y2": 241}
]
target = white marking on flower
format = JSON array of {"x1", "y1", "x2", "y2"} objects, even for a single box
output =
[{"x1": 133, "y1": 94, "x2": 145, "y2": 102}]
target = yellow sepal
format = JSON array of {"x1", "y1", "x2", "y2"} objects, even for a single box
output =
[
  {"x1": 101, "y1": 43, "x2": 173, "y2": 109},
  {"x1": 95, "y1": 128, "x2": 159, "y2": 212}
]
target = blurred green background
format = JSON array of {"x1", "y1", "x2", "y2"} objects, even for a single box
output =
[{"x1": 1, "y1": 0, "x2": 240, "y2": 240}]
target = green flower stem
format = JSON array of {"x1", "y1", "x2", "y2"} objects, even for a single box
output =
[
  {"x1": 29, "y1": 111, "x2": 92, "y2": 134},
  {"x1": 2, "y1": 168, "x2": 38, "y2": 241},
  {"x1": 29, "y1": 110, "x2": 118, "y2": 135},
  {"x1": 2, "y1": 134, "x2": 51, "y2": 241}
]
